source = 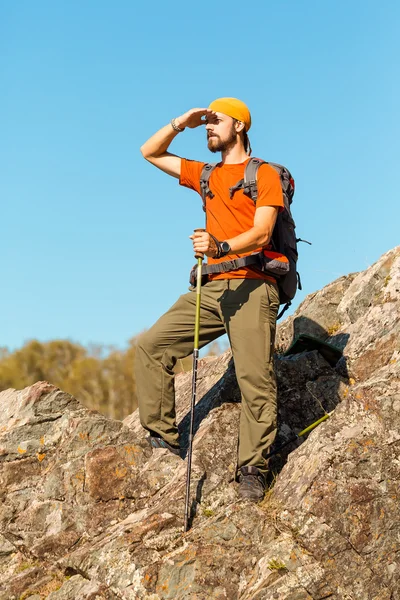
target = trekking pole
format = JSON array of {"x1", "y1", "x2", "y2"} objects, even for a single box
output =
[
  {"x1": 264, "y1": 412, "x2": 332, "y2": 460},
  {"x1": 184, "y1": 230, "x2": 204, "y2": 533}
]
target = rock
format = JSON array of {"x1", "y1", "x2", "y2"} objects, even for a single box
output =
[
  {"x1": 0, "y1": 246, "x2": 399, "y2": 599},
  {"x1": 275, "y1": 273, "x2": 358, "y2": 354},
  {"x1": 46, "y1": 574, "x2": 116, "y2": 599}
]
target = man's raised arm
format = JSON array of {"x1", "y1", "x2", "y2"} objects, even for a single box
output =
[{"x1": 140, "y1": 108, "x2": 215, "y2": 179}]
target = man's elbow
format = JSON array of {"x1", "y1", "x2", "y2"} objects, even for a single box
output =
[
  {"x1": 140, "y1": 147, "x2": 158, "y2": 165},
  {"x1": 140, "y1": 144, "x2": 151, "y2": 159},
  {"x1": 256, "y1": 229, "x2": 273, "y2": 247},
  {"x1": 260, "y1": 235, "x2": 272, "y2": 247}
]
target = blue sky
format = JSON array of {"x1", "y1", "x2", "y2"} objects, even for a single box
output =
[{"x1": 1, "y1": 0, "x2": 399, "y2": 352}]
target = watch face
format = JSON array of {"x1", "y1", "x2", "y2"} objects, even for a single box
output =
[{"x1": 221, "y1": 241, "x2": 231, "y2": 253}]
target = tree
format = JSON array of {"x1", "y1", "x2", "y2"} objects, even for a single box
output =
[{"x1": 0, "y1": 338, "x2": 138, "y2": 420}]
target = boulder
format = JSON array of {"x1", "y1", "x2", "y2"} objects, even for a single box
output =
[{"x1": 0, "y1": 246, "x2": 399, "y2": 599}]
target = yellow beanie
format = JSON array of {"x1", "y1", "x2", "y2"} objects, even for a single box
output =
[{"x1": 208, "y1": 97, "x2": 251, "y2": 131}]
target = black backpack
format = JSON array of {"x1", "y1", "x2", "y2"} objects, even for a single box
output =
[{"x1": 198, "y1": 157, "x2": 310, "y2": 319}]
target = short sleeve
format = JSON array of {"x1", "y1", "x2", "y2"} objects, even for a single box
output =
[
  {"x1": 256, "y1": 163, "x2": 284, "y2": 210},
  {"x1": 179, "y1": 158, "x2": 206, "y2": 195}
]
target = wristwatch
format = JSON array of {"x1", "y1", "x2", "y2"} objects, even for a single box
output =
[{"x1": 219, "y1": 241, "x2": 231, "y2": 257}]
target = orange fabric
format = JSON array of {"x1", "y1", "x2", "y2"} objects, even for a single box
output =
[
  {"x1": 180, "y1": 158, "x2": 285, "y2": 281},
  {"x1": 263, "y1": 251, "x2": 289, "y2": 263},
  {"x1": 208, "y1": 98, "x2": 251, "y2": 131}
]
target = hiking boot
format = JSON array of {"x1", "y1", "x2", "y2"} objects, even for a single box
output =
[
  {"x1": 147, "y1": 434, "x2": 181, "y2": 457},
  {"x1": 238, "y1": 466, "x2": 265, "y2": 502}
]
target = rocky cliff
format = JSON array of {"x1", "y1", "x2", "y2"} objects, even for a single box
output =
[{"x1": 0, "y1": 246, "x2": 399, "y2": 600}]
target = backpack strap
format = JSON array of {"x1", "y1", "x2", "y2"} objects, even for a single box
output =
[
  {"x1": 202, "y1": 254, "x2": 261, "y2": 275},
  {"x1": 229, "y1": 157, "x2": 267, "y2": 203},
  {"x1": 190, "y1": 254, "x2": 262, "y2": 286},
  {"x1": 244, "y1": 157, "x2": 267, "y2": 203},
  {"x1": 277, "y1": 301, "x2": 292, "y2": 321},
  {"x1": 199, "y1": 163, "x2": 218, "y2": 212}
]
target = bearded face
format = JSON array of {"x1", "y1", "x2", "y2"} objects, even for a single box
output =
[
  {"x1": 207, "y1": 121, "x2": 237, "y2": 153},
  {"x1": 205, "y1": 113, "x2": 240, "y2": 153}
]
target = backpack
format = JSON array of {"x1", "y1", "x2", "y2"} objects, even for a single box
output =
[{"x1": 198, "y1": 157, "x2": 310, "y2": 319}]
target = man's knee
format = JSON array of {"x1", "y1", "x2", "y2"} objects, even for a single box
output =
[
  {"x1": 136, "y1": 329, "x2": 175, "y2": 372},
  {"x1": 136, "y1": 328, "x2": 160, "y2": 357},
  {"x1": 135, "y1": 330, "x2": 163, "y2": 376}
]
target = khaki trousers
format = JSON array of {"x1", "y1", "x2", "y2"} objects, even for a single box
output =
[{"x1": 135, "y1": 278, "x2": 280, "y2": 476}]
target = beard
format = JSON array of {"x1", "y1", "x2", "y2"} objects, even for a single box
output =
[{"x1": 207, "y1": 124, "x2": 237, "y2": 153}]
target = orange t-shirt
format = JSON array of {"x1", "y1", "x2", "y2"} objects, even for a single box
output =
[{"x1": 179, "y1": 158, "x2": 285, "y2": 281}]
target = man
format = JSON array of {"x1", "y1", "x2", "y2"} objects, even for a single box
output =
[{"x1": 137, "y1": 98, "x2": 284, "y2": 502}]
